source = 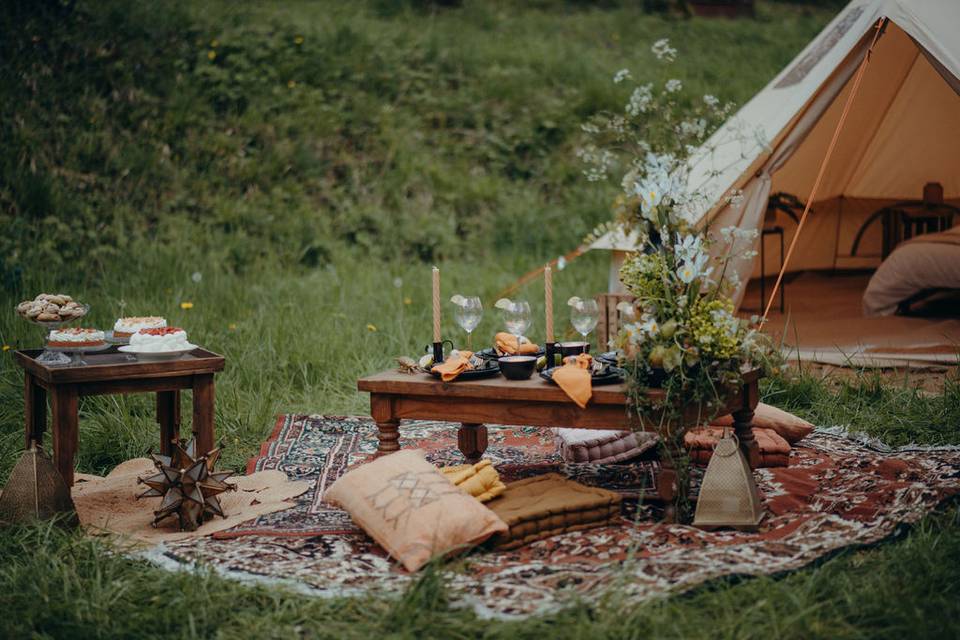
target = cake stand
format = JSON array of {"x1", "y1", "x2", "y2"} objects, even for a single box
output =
[{"x1": 20, "y1": 304, "x2": 91, "y2": 366}]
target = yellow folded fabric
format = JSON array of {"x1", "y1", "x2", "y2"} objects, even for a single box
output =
[
  {"x1": 552, "y1": 353, "x2": 593, "y2": 409},
  {"x1": 495, "y1": 332, "x2": 540, "y2": 356},
  {"x1": 431, "y1": 351, "x2": 474, "y2": 382},
  {"x1": 439, "y1": 459, "x2": 506, "y2": 503}
]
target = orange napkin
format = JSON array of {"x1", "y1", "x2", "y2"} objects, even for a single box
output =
[
  {"x1": 495, "y1": 332, "x2": 539, "y2": 356},
  {"x1": 552, "y1": 353, "x2": 593, "y2": 408},
  {"x1": 431, "y1": 351, "x2": 474, "y2": 382}
]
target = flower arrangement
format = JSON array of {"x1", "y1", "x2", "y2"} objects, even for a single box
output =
[{"x1": 577, "y1": 39, "x2": 781, "y2": 521}]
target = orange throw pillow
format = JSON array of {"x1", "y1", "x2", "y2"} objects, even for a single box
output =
[
  {"x1": 324, "y1": 449, "x2": 507, "y2": 572},
  {"x1": 712, "y1": 402, "x2": 813, "y2": 444}
]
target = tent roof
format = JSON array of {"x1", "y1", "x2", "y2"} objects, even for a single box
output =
[{"x1": 591, "y1": 0, "x2": 960, "y2": 251}]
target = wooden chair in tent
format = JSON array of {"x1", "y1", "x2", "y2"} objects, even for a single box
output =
[{"x1": 851, "y1": 183, "x2": 960, "y2": 259}]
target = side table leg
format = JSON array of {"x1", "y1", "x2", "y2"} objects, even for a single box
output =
[
  {"x1": 371, "y1": 394, "x2": 400, "y2": 456},
  {"x1": 51, "y1": 385, "x2": 78, "y2": 487},
  {"x1": 734, "y1": 379, "x2": 761, "y2": 469},
  {"x1": 376, "y1": 421, "x2": 401, "y2": 455},
  {"x1": 458, "y1": 423, "x2": 488, "y2": 464},
  {"x1": 192, "y1": 374, "x2": 215, "y2": 455},
  {"x1": 157, "y1": 390, "x2": 181, "y2": 456},
  {"x1": 24, "y1": 373, "x2": 47, "y2": 448}
]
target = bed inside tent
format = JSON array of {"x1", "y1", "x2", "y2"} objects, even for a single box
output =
[{"x1": 593, "y1": 1, "x2": 960, "y2": 369}]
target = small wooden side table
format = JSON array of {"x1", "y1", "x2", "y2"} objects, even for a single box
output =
[{"x1": 13, "y1": 348, "x2": 225, "y2": 487}]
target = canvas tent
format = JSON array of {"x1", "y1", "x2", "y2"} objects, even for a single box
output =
[{"x1": 590, "y1": 0, "x2": 960, "y2": 366}]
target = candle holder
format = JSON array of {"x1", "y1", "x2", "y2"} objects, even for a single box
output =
[
  {"x1": 544, "y1": 342, "x2": 557, "y2": 368},
  {"x1": 433, "y1": 341, "x2": 445, "y2": 365}
]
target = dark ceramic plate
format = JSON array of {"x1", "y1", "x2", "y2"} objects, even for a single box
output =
[
  {"x1": 427, "y1": 359, "x2": 501, "y2": 381},
  {"x1": 476, "y1": 346, "x2": 545, "y2": 361},
  {"x1": 596, "y1": 351, "x2": 621, "y2": 365},
  {"x1": 539, "y1": 365, "x2": 625, "y2": 386}
]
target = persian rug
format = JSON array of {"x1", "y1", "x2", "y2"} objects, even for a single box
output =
[
  {"x1": 152, "y1": 416, "x2": 960, "y2": 619},
  {"x1": 213, "y1": 415, "x2": 661, "y2": 539}
]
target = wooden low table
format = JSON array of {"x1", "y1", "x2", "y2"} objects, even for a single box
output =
[
  {"x1": 14, "y1": 347, "x2": 226, "y2": 487},
  {"x1": 357, "y1": 369, "x2": 762, "y2": 507}
]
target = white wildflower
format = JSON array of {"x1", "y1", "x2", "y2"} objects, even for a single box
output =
[
  {"x1": 665, "y1": 78, "x2": 682, "y2": 93},
  {"x1": 703, "y1": 94, "x2": 720, "y2": 108},
  {"x1": 613, "y1": 68, "x2": 631, "y2": 84},
  {"x1": 651, "y1": 38, "x2": 677, "y2": 62},
  {"x1": 626, "y1": 84, "x2": 653, "y2": 116}
]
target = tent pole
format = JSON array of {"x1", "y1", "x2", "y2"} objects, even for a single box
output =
[{"x1": 760, "y1": 17, "x2": 888, "y2": 328}]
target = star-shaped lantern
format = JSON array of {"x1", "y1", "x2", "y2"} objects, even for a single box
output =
[{"x1": 137, "y1": 438, "x2": 235, "y2": 531}]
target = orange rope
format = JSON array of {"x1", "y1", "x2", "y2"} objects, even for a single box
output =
[
  {"x1": 493, "y1": 245, "x2": 587, "y2": 302},
  {"x1": 760, "y1": 18, "x2": 887, "y2": 327}
]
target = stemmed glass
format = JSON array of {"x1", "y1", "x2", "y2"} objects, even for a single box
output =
[
  {"x1": 570, "y1": 298, "x2": 600, "y2": 353},
  {"x1": 501, "y1": 300, "x2": 531, "y2": 354},
  {"x1": 453, "y1": 296, "x2": 483, "y2": 349}
]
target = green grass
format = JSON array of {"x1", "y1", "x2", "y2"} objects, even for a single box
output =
[{"x1": 2, "y1": 1, "x2": 960, "y2": 638}]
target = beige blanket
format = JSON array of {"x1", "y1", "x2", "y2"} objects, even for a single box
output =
[
  {"x1": 863, "y1": 226, "x2": 960, "y2": 316},
  {"x1": 72, "y1": 458, "x2": 310, "y2": 545}
]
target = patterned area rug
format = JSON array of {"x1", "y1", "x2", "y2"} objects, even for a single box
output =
[
  {"x1": 214, "y1": 415, "x2": 661, "y2": 539},
  {"x1": 155, "y1": 416, "x2": 960, "y2": 619}
]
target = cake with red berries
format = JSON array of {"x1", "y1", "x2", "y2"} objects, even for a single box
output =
[
  {"x1": 128, "y1": 327, "x2": 193, "y2": 352},
  {"x1": 113, "y1": 316, "x2": 167, "y2": 339},
  {"x1": 47, "y1": 328, "x2": 106, "y2": 348}
]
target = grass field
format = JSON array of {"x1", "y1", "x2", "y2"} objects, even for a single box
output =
[{"x1": 2, "y1": 1, "x2": 960, "y2": 638}]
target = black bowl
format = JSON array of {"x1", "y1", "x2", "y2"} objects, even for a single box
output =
[
  {"x1": 498, "y1": 355, "x2": 537, "y2": 380},
  {"x1": 559, "y1": 341, "x2": 590, "y2": 357}
]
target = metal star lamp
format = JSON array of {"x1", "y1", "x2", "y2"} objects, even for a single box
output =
[
  {"x1": 137, "y1": 438, "x2": 235, "y2": 532},
  {"x1": 693, "y1": 432, "x2": 764, "y2": 531}
]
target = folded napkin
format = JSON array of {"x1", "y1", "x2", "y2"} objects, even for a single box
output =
[
  {"x1": 439, "y1": 459, "x2": 506, "y2": 503},
  {"x1": 494, "y1": 332, "x2": 539, "y2": 356},
  {"x1": 431, "y1": 350, "x2": 474, "y2": 382},
  {"x1": 552, "y1": 353, "x2": 593, "y2": 409},
  {"x1": 684, "y1": 426, "x2": 791, "y2": 468}
]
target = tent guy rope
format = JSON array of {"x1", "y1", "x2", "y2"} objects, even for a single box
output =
[{"x1": 760, "y1": 17, "x2": 888, "y2": 328}]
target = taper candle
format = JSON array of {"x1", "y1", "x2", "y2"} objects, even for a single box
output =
[
  {"x1": 432, "y1": 266, "x2": 441, "y2": 343},
  {"x1": 544, "y1": 264, "x2": 554, "y2": 343}
]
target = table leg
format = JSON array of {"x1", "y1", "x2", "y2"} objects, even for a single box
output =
[
  {"x1": 24, "y1": 373, "x2": 47, "y2": 448},
  {"x1": 457, "y1": 423, "x2": 487, "y2": 464},
  {"x1": 657, "y1": 454, "x2": 678, "y2": 524},
  {"x1": 157, "y1": 390, "x2": 181, "y2": 456},
  {"x1": 51, "y1": 385, "x2": 78, "y2": 487},
  {"x1": 376, "y1": 420, "x2": 401, "y2": 455},
  {"x1": 734, "y1": 379, "x2": 761, "y2": 469},
  {"x1": 192, "y1": 374, "x2": 215, "y2": 455}
]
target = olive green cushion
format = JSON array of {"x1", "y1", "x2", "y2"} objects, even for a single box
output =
[{"x1": 486, "y1": 473, "x2": 621, "y2": 550}]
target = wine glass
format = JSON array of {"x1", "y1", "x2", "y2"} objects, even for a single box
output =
[
  {"x1": 453, "y1": 296, "x2": 483, "y2": 349},
  {"x1": 570, "y1": 298, "x2": 600, "y2": 353},
  {"x1": 501, "y1": 300, "x2": 531, "y2": 354}
]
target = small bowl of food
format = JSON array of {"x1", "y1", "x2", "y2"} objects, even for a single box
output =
[
  {"x1": 498, "y1": 355, "x2": 537, "y2": 380},
  {"x1": 559, "y1": 341, "x2": 590, "y2": 358}
]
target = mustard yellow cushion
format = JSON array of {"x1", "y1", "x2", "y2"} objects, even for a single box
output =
[{"x1": 439, "y1": 459, "x2": 506, "y2": 502}]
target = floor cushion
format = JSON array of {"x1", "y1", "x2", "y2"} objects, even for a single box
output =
[
  {"x1": 486, "y1": 473, "x2": 621, "y2": 549},
  {"x1": 685, "y1": 426, "x2": 791, "y2": 468},
  {"x1": 553, "y1": 428, "x2": 658, "y2": 464},
  {"x1": 711, "y1": 402, "x2": 813, "y2": 444},
  {"x1": 324, "y1": 449, "x2": 507, "y2": 571}
]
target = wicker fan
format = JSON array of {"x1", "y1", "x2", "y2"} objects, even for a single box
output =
[
  {"x1": 0, "y1": 443, "x2": 78, "y2": 527},
  {"x1": 137, "y1": 438, "x2": 235, "y2": 532}
]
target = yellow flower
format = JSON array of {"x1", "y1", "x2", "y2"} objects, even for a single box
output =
[
  {"x1": 287, "y1": 80, "x2": 297, "y2": 89},
  {"x1": 403, "y1": 297, "x2": 412, "y2": 305},
  {"x1": 207, "y1": 50, "x2": 216, "y2": 61},
  {"x1": 2, "y1": 345, "x2": 10, "y2": 352},
  {"x1": 228, "y1": 323, "x2": 237, "y2": 331},
  {"x1": 180, "y1": 302, "x2": 194, "y2": 310},
  {"x1": 366, "y1": 323, "x2": 377, "y2": 332},
  {"x1": 294, "y1": 35, "x2": 304, "y2": 45},
  {"x1": 210, "y1": 39, "x2": 219, "y2": 48}
]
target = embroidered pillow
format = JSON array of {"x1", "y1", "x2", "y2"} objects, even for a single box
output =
[{"x1": 324, "y1": 449, "x2": 507, "y2": 571}]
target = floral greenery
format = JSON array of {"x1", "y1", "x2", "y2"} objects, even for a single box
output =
[{"x1": 578, "y1": 39, "x2": 781, "y2": 521}]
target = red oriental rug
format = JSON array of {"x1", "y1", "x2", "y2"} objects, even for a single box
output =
[{"x1": 151, "y1": 415, "x2": 960, "y2": 619}]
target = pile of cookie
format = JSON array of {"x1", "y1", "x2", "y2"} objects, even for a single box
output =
[{"x1": 16, "y1": 293, "x2": 87, "y2": 323}]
